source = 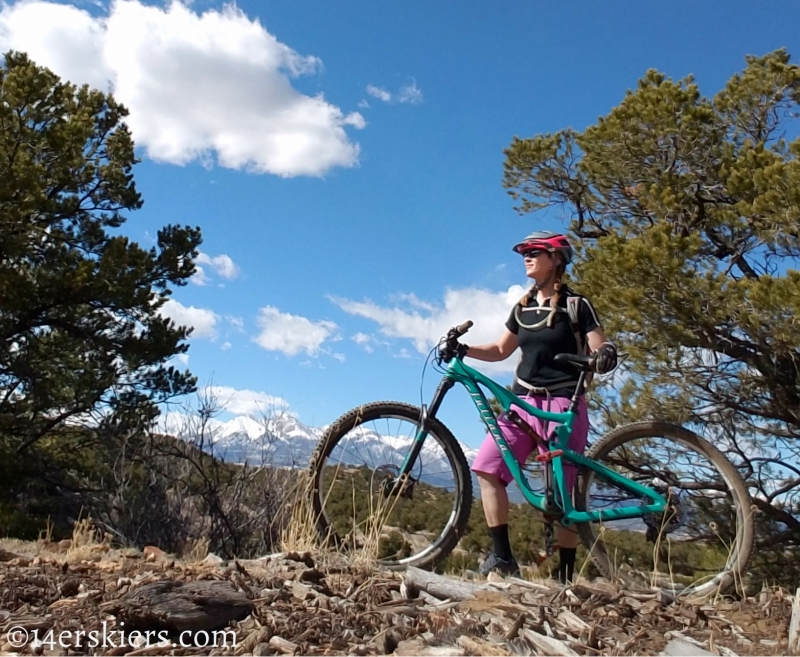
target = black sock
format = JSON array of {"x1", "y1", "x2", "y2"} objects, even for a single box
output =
[
  {"x1": 488, "y1": 524, "x2": 513, "y2": 561},
  {"x1": 558, "y1": 548, "x2": 576, "y2": 583}
]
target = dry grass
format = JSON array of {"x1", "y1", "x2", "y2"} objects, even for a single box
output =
[
  {"x1": 0, "y1": 517, "x2": 110, "y2": 563},
  {"x1": 181, "y1": 536, "x2": 210, "y2": 563},
  {"x1": 280, "y1": 450, "x2": 410, "y2": 574},
  {"x1": 0, "y1": 537, "x2": 43, "y2": 557},
  {"x1": 284, "y1": 406, "x2": 389, "y2": 572},
  {"x1": 576, "y1": 521, "x2": 607, "y2": 583},
  {"x1": 37, "y1": 517, "x2": 55, "y2": 544},
  {"x1": 65, "y1": 516, "x2": 109, "y2": 562},
  {"x1": 347, "y1": 469, "x2": 409, "y2": 570},
  {"x1": 279, "y1": 469, "x2": 323, "y2": 554}
]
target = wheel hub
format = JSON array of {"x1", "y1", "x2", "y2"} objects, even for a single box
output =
[{"x1": 376, "y1": 465, "x2": 416, "y2": 500}]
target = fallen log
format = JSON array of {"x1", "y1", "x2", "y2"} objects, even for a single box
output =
[
  {"x1": 519, "y1": 628, "x2": 578, "y2": 656},
  {"x1": 660, "y1": 637, "x2": 714, "y2": 656},
  {"x1": 456, "y1": 635, "x2": 510, "y2": 656},
  {"x1": 395, "y1": 637, "x2": 465, "y2": 656},
  {"x1": 557, "y1": 609, "x2": 591, "y2": 635},
  {"x1": 790, "y1": 587, "x2": 800, "y2": 655},
  {"x1": 404, "y1": 566, "x2": 493, "y2": 601},
  {"x1": 269, "y1": 635, "x2": 300, "y2": 655}
]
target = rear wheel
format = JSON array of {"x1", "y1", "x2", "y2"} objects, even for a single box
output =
[
  {"x1": 309, "y1": 401, "x2": 472, "y2": 569},
  {"x1": 575, "y1": 421, "x2": 754, "y2": 598}
]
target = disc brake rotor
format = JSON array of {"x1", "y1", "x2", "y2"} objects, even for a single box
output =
[{"x1": 375, "y1": 465, "x2": 416, "y2": 500}]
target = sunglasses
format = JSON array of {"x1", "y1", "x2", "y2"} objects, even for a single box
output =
[{"x1": 520, "y1": 249, "x2": 547, "y2": 259}]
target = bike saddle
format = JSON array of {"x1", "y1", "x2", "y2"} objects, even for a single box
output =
[{"x1": 554, "y1": 353, "x2": 594, "y2": 371}]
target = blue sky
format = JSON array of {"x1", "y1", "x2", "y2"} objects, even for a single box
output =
[{"x1": 2, "y1": 0, "x2": 799, "y2": 448}]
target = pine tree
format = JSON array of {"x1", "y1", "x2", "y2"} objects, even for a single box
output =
[
  {"x1": 502, "y1": 49, "x2": 800, "y2": 582},
  {"x1": 0, "y1": 51, "x2": 201, "y2": 477}
]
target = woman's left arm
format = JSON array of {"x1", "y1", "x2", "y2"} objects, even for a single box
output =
[{"x1": 586, "y1": 327, "x2": 609, "y2": 352}]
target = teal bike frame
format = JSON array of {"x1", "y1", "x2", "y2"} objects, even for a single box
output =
[{"x1": 400, "y1": 355, "x2": 668, "y2": 526}]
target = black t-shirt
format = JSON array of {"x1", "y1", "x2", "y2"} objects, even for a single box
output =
[{"x1": 505, "y1": 287, "x2": 601, "y2": 397}]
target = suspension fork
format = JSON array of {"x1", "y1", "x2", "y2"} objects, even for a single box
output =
[{"x1": 397, "y1": 375, "x2": 456, "y2": 477}]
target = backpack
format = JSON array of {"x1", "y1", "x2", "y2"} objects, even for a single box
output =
[{"x1": 513, "y1": 293, "x2": 592, "y2": 394}]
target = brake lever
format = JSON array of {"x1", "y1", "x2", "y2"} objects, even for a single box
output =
[{"x1": 438, "y1": 320, "x2": 473, "y2": 364}]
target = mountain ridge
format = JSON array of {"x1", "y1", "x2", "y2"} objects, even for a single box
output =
[{"x1": 173, "y1": 412, "x2": 481, "y2": 471}]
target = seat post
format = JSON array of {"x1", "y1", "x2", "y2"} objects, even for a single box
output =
[{"x1": 568, "y1": 371, "x2": 587, "y2": 413}]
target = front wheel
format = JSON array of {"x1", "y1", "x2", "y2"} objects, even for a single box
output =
[
  {"x1": 575, "y1": 421, "x2": 754, "y2": 599},
  {"x1": 309, "y1": 401, "x2": 472, "y2": 570}
]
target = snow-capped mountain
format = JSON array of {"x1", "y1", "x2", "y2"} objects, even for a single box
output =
[
  {"x1": 199, "y1": 413, "x2": 325, "y2": 467},
  {"x1": 181, "y1": 412, "x2": 479, "y2": 481},
  {"x1": 168, "y1": 412, "x2": 550, "y2": 500}
]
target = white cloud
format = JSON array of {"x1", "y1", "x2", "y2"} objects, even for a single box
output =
[
  {"x1": 364, "y1": 81, "x2": 423, "y2": 105},
  {"x1": 190, "y1": 266, "x2": 212, "y2": 286},
  {"x1": 394, "y1": 292, "x2": 437, "y2": 312},
  {"x1": 221, "y1": 341, "x2": 232, "y2": 350},
  {"x1": 255, "y1": 306, "x2": 338, "y2": 356},
  {"x1": 204, "y1": 385, "x2": 287, "y2": 416},
  {"x1": 226, "y1": 315, "x2": 245, "y2": 331},
  {"x1": 195, "y1": 252, "x2": 240, "y2": 282},
  {"x1": 351, "y1": 332, "x2": 375, "y2": 353},
  {"x1": 366, "y1": 84, "x2": 392, "y2": 102},
  {"x1": 398, "y1": 81, "x2": 423, "y2": 104},
  {"x1": 157, "y1": 385, "x2": 290, "y2": 435},
  {"x1": 331, "y1": 285, "x2": 526, "y2": 373},
  {"x1": 0, "y1": 0, "x2": 365, "y2": 177},
  {"x1": 160, "y1": 298, "x2": 219, "y2": 339}
]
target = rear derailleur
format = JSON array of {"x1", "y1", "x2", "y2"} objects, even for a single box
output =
[{"x1": 643, "y1": 484, "x2": 683, "y2": 543}]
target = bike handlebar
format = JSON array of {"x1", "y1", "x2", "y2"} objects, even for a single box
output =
[
  {"x1": 438, "y1": 321, "x2": 473, "y2": 363},
  {"x1": 453, "y1": 320, "x2": 473, "y2": 336},
  {"x1": 439, "y1": 322, "x2": 600, "y2": 373}
]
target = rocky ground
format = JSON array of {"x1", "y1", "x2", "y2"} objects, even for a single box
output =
[{"x1": 0, "y1": 539, "x2": 795, "y2": 656}]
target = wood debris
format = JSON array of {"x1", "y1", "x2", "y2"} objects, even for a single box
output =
[{"x1": 0, "y1": 546, "x2": 793, "y2": 656}]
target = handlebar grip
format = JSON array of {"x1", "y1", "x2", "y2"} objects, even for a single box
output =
[{"x1": 455, "y1": 320, "x2": 473, "y2": 336}]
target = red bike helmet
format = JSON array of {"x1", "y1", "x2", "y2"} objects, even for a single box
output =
[{"x1": 512, "y1": 230, "x2": 574, "y2": 264}]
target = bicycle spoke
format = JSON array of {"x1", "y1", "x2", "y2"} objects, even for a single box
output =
[
  {"x1": 311, "y1": 403, "x2": 470, "y2": 568},
  {"x1": 577, "y1": 422, "x2": 752, "y2": 598}
]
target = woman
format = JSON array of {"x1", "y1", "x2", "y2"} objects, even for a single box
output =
[{"x1": 465, "y1": 230, "x2": 617, "y2": 583}]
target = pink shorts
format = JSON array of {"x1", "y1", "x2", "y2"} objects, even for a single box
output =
[{"x1": 471, "y1": 394, "x2": 589, "y2": 492}]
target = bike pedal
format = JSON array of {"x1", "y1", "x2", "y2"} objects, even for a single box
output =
[{"x1": 535, "y1": 450, "x2": 564, "y2": 463}]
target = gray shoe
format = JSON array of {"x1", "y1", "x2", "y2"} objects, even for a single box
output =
[{"x1": 479, "y1": 552, "x2": 520, "y2": 577}]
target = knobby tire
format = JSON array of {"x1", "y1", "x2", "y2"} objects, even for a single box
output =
[{"x1": 309, "y1": 401, "x2": 472, "y2": 570}]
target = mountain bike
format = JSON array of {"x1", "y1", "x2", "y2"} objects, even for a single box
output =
[{"x1": 309, "y1": 321, "x2": 754, "y2": 598}]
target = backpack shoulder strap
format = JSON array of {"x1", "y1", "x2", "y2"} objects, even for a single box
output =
[
  {"x1": 566, "y1": 295, "x2": 587, "y2": 354},
  {"x1": 567, "y1": 293, "x2": 594, "y2": 389}
]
